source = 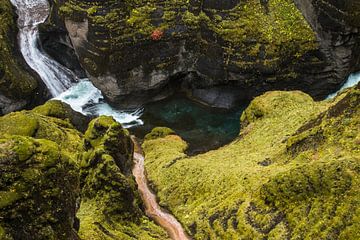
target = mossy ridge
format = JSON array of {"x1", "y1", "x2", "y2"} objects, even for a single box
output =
[
  {"x1": 78, "y1": 116, "x2": 168, "y2": 240},
  {"x1": 0, "y1": 101, "x2": 169, "y2": 239},
  {"x1": 143, "y1": 86, "x2": 360, "y2": 239},
  {"x1": 0, "y1": 102, "x2": 84, "y2": 159},
  {"x1": 0, "y1": 0, "x2": 38, "y2": 107}
]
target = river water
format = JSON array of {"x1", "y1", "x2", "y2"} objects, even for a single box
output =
[
  {"x1": 10, "y1": 0, "x2": 189, "y2": 238},
  {"x1": 10, "y1": 0, "x2": 143, "y2": 127},
  {"x1": 8, "y1": 0, "x2": 360, "y2": 238}
]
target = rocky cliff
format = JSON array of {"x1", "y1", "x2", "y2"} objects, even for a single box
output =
[
  {"x1": 0, "y1": 101, "x2": 168, "y2": 239},
  {"x1": 42, "y1": 0, "x2": 360, "y2": 108},
  {"x1": 143, "y1": 84, "x2": 360, "y2": 239},
  {"x1": 0, "y1": 0, "x2": 46, "y2": 114}
]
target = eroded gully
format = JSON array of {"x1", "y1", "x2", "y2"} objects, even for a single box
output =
[{"x1": 132, "y1": 138, "x2": 191, "y2": 240}]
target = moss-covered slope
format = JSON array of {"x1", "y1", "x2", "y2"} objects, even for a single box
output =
[
  {"x1": 143, "y1": 84, "x2": 360, "y2": 239},
  {"x1": 0, "y1": 100, "x2": 168, "y2": 240},
  {"x1": 0, "y1": 0, "x2": 44, "y2": 114}
]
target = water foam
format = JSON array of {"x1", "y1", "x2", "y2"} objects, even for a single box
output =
[
  {"x1": 327, "y1": 72, "x2": 360, "y2": 99},
  {"x1": 10, "y1": 0, "x2": 143, "y2": 127},
  {"x1": 56, "y1": 81, "x2": 143, "y2": 128}
]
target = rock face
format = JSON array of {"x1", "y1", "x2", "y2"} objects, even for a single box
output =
[
  {"x1": 143, "y1": 84, "x2": 360, "y2": 239},
  {"x1": 294, "y1": 0, "x2": 360, "y2": 93},
  {"x1": 0, "y1": 101, "x2": 168, "y2": 239},
  {"x1": 43, "y1": 0, "x2": 360, "y2": 108},
  {"x1": 0, "y1": 0, "x2": 46, "y2": 114}
]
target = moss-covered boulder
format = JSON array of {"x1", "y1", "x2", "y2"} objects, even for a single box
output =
[
  {"x1": 0, "y1": 101, "x2": 168, "y2": 239},
  {"x1": 143, "y1": 84, "x2": 360, "y2": 239},
  {"x1": 43, "y1": 0, "x2": 360, "y2": 108},
  {"x1": 0, "y1": 0, "x2": 45, "y2": 114},
  {"x1": 78, "y1": 116, "x2": 168, "y2": 239},
  {"x1": 0, "y1": 136, "x2": 80, "y2": 240},
  {"x1": 0, "y1": 101, "x2": 85, "y2": 157}
]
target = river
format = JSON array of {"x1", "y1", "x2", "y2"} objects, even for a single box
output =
[
  {"x1": 9, "y1": 0, "x2": 360, "y2": 239},
  {"x1": 10, "y1": 0, "x2": 189, "y2": 238}
]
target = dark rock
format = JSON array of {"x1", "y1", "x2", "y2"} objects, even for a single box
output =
[
  {"x1": 44, "y1": 0, "x2": 360, "y2": 109},
  {"x1": 0, "y1": 0, "x2": 48, "y2": 115}
]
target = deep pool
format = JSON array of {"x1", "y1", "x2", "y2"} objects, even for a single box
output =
[{"x1": 131, "y1": 94, "x2": 247, "y2": 154}]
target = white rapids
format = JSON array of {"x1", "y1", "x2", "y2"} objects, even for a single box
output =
[
  {"x1": 10, "y1": 0, "x2": 143, "y2": 127},
  {"x1": 56, "y1": 81, "x2": 143, "y2": 128},
  {"x1": 327, "y1": 72, "x2": 360, "y2": 99},
  {"x1": 10, "y1": 0, "x2": 75, "y2": 96}
]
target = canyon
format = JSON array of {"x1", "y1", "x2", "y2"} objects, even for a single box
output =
[{"x1": 0, "y1": 0, "x2": 359, "y2": 239}]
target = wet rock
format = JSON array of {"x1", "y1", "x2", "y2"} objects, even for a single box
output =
[{"x1": 0, "y1": 0, "x2": 47, "y2": 114}]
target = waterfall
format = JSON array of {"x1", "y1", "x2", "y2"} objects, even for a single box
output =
[
  {"x1": 10, "y1": 0, "x2": 75, "y2": 96},
  {"x1": 327, "y1": 72, "x2": 360, "y2": 99},
  {"x1": 10, "y1": 0, "x2": 143, "y2": 127}
]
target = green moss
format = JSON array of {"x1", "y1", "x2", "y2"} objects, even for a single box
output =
[
  {"x1": 144, "y1": 127, "x2": 176, "y2": 140},
  {"x1": 79, "y1": 116, "x2": 168, "y2": 239},
  {"x1": 143, "y1": 87, "x2": 359, "y2": 239},
  {"x1": 0, "y1": 112, "x2": 39, "y2": 137},
  {"x1": 0, "y1": 102, "x2": 84, "y2": 159},
  {"x1": 0, "y1": 102, "x2": 168, "y2": 239},
  {"x1": 0, "y1": 135, "x2": 80, "y2": 239},
  {"x1": 0, "y1": 191, "x2": 21, "y2": 209}
]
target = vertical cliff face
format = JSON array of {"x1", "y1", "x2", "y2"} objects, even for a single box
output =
[
  {"x1": 0, "y1": 0, "x2": 46, "y2": 114},
  {"x1": 41, "y1": 0, "x2": 360, "y2": 109},
  {"x1": 294, "y1": 0, "x2": 360, "y2": 91}
]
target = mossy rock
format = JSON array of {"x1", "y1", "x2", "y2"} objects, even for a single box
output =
[
  {"x1": 79, "y1": 116, "x2": 168, "y2": 239},
  {"x1": 0, "y1": 102, "x2": 84, "y2": 159},
  {"x1": 0, "y1": 135, "x2": 80, "y2": 240},
  {"x1": 143, "y1": 85, "x2": 359, "y2": 239},
  {"x1": 33, "y1": 100, "x2": 91, "y2": 132},
  {"x1": 240, "y1": 91, "x2": 315, "y2": 126},
  {"x1": 144, "y1": 127, "x2": 176, "y2": 140},
  {"x1": 0, "y1": 102, "x2": 168, "y2": 239}
]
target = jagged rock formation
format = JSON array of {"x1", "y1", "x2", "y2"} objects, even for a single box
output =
[
  {"x1": 42, "y1": 0, "x2": 360, "y2": 108},
  {"x1": 143, "y1": 83, "x2": 360, "y2": 239},
  {"x1": 0, "y1": 101, "x2": 168, "y2": 239},
  {"x1": 0, "y1": 0, "x2": 46, "y2": 114}
]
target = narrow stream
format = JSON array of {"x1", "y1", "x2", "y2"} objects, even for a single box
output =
[
  {"x1": 132, "y1": 138, "x2": 191, "y2": 240},
  {"x1": 10, "y1": 0, "x2": 190, "y2": 238},
  {"x1": 9, "y1": 0, "x2": 360, "y2": 239}
]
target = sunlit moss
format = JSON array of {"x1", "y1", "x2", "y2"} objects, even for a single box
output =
[{"x1": 144, "y1": 86, "x2": 360, "y2": 239}]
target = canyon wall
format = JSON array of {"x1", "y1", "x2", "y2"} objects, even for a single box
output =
[{"x1": 42, "y1": 0, "x2": 360, "y2": 108}]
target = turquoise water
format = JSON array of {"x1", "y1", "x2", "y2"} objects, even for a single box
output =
[{"x1": 131, "y1": 94, "x2": 246, "y2": 154}]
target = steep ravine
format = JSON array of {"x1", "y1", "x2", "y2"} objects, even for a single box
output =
[
  {"x1": 132, "y1": 137, "x2": 191, "y2": 240},
  {"x1": 10, "y1": 0, "x2": 190, "y2": 238},
  {"x1": 5, "y1": 0, "x2": 360, "y2": 239}
]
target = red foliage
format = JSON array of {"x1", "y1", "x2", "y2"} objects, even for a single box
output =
[{"x1": 151, "y1": 29, "x2": 164, "y2": 41}]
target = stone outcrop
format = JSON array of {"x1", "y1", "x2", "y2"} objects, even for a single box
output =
[
  {"x1": 0, "y1": 100, "x2": 168, "y2": 239},
  {"x1": 0, "y1": 0, "x2": 47, "y2": 114},
  {"x1": 294, "y1": 0, "x2": 360, "y2": 94},
  {"x1": 42, "y1": 0, "x2": 360, "y2": 108}
]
